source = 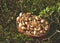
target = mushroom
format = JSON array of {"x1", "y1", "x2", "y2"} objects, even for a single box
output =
[
  {"x1": 21, "y1": 26, "x2": 26, "y2": 30},
  {"x1": 25, "y1": 22, "x2": 28, "y2": 25},
  {"x1": 16, "y1": 17, "x2": 20, "y2": 23},
  {"x1": 28, "y1": 17, "x2": 31, "y2": 21},
  {"x1": 34, "y1": 31, "x2": 36, "y2": 35},
  {"x1": 19, "y1": 23, "x2": 22, "y2": 27},
  {"x1": 37, "y1": 27, "x2": 41, "y2": 31},
  {"x1": 25, "y1": 18, "x2": 28, "y2": 21},
  {"x1": 44, "y1": 25, "x2": 49, "y2": 31},
  {"x1": 41, "y1": 19, "x2": 45, "y2": 23},
  {"x1": 35, "y1": 16, "x2": 39, "y2": 20},
  {"x1": 19, "y1": 12, "x2": 22, "y2": 17},
  {"x1": 40, "y1": 30, "x2": 43, "y2": 34}
]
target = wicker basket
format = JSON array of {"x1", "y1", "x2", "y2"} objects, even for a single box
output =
[{"x1": 16, "y1": 12, "x2": 50, "y2": 39}]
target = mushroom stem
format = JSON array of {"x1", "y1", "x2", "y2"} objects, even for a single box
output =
[{"x1": 34, "y1": 31, "x2": 36, "y2": 35}]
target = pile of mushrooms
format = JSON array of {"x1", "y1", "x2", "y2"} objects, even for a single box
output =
[{"x1": 16, "y1": 12, "x2": 49, "y2": 38}]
